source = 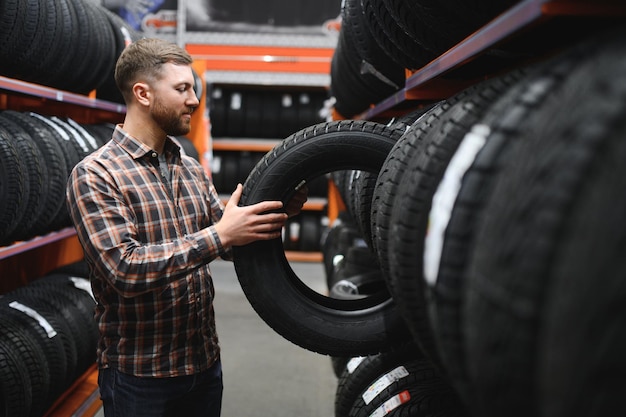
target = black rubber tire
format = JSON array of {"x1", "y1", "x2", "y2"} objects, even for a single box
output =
[
  {"x1": 462, "y1": 26, "x2": 626, "y2": 417},
  {"x1": 370, "y1": 103, "x2": 439, "y2": 271},
  {"x1": 8, "y1": 288, "x2": 79, "y2": 390},
  {"x1": 28, "y1": 275, "x2": 98, "y2": 376},
  {"x1": 362, "y1": 0, "x2": 436, "y2": 70},
  {"x1": 538, "y1": 93, "x2": 626, "y2": 416},
  {"x1": 341, "y1": 0, "x2": 407, "y2": 81},
  {"x1": 0, "y1": 300, "x2": 69, "y2": 407},
  {"x1": 385, "y1": 71, "x2": 525, "y2": 369},
  {"x1": 27, "y1": 112, "x2": 79, "y2": 231},
  {"x1": 208, "y1": 86, "x2": 228, "y2": 137},
  {"x1": 0, "y1": 328, "x2": 32, "y2": 417},
  {"x1": 428, "y1": 63, "x2": 543, "y2": 406},
  {"x1": 330, "y1": 245, "x2": 380, "y2": 291},
  {"x1": 233, "y1": 120, "x2": 412, "y2": 356},
  {"x1": 322, "y1": 213, "x2": 359, "y2": 288},
  {"x1": 330, "y1": 23, "x2": 402, "y2": 118},
  {"x1": 0, "y1": 319, "x2": 51, "y2": 417},
  {"x1": 371, "y1": 99, "x2": 456, "y2": 290},
  {"x1": 329, "y1": 270, "x2": 386, "y2": 300},
  {"x1": 47, "y1": 259, "x2": 90, "y2": 278},
  {"x1": 226, "y1": 91, "x2": 245, "y2": 137},
  {"x1": 96, "y1": 7, "x2": 141, "y2": 104},
  {"x1": 1, "y1": 111, "x2": 68, "y2": 237},
  {"x1": 335, "y1": 342, "x2": 466, "y2": 417},
  {"x1": 0, "y1": 126, "x2": 25, "y2": 244},
  {"x1": 0, "y1": 114, "x2": 48, "y2": 243},
  {"x1": 331, "y1": 355, "x2": 351, "y2": 379},
  {"x1": 299, "y1": 212, "x2": 322, "y2": 252}
]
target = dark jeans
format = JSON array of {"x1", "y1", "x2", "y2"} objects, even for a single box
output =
[{"x1": 98, "y1": 360, "x2": 223, "y2": 417}]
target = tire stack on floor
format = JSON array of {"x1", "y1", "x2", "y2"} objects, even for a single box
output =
[
  {"x1": 0, "y1": 261, "x2": 98, "y2": 417},
  {"x1": 229, "y1": 23, "x2": 626, "y2": 417}
]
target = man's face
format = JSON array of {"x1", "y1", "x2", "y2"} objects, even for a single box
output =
[{"x1": 150, "y1": 62, "x2": 199, "y2": 136}]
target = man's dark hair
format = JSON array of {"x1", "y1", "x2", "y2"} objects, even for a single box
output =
[{"x1": 114, "y1": 38, "x2": 194, "y2": 103}]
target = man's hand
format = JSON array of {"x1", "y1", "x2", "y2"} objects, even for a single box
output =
[
  {"x1": 285, "y1": 184, "x2": 308, "y2": 218},
  {"x1": 214, "y1": 184, "x2": 288, "y2": 247}
]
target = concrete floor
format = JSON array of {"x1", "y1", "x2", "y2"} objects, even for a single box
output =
[{"x1": 95, "y1": 259, "x2": 337, "y2": 417}]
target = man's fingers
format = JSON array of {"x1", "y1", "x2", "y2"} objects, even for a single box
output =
[
  {"x1": 248, "y1": 200, "x2": 284, "y2": 214},
  {"x1": 227, "y1": 183, "x2": 243, "y2": 207}
]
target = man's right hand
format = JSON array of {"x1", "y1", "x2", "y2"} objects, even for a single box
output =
[{"x1": 214, "y1": 184, "x2": 287, "y2": 247}]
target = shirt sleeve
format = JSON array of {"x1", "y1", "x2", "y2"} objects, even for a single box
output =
[
  {"x1": 66, "y1": 160, "x2": 225, "y2": 298},
  {"x1": 204, "y1": 170, "x2": 233, "y2": 261}
]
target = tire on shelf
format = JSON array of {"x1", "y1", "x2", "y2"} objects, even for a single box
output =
[
  {"x1": 0, "y1": 300, "x2": 69, "y2": 408},
  {"x1": 8, "y1": 288, "x2": 80, "y2": 390},
  {"x1": 461, "y1": 26, "x2": 626, "y2": 417},
  {"x1": 361, "y1": 0, "x2": 436, "y2": 70},
  {"x1": 27, "y1": 112, "x2": 80, "y2": 231},
  {"x1": 0, "y1": 110, "x2": 68, "y2": 239},
  {"x1": 0, "y1": 126, "x2": 26, "y2": 245},
  {"x1": 371, "y1": 100, "x2": 448, "y2": 287},
  {"x1": 335, "y1": 342, "x2": 466, "y2": 417},
  {"x1": 0, "y1": 328, "x2": 33, "y2": 417},
  {"x1": 429, "y1": 65, "x2": 541, "y2": 406},
  {"x1": 369, "y1": 104, "x2": 436, "y2": 266},
  {"x1": 299, "y1": 211, "x2": 322, "y2": 252},
  {"x1": 0, "y1": 115, "x2": 47, "y2": 245},
  {"x1": 29, "y1": 275, "x2": 99, "y2": 376},
  {"x1": 330, "y1": 21, "x2": 402, "y2": 118},
  {"x1": 233, "y1": 120, "x2": 412, "y2": 356},
  {"x1": 382, "y1": 70, "x2": 525, "y2": 370}
]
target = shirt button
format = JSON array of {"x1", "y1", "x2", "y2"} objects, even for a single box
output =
[
  {"x1": 196, "y1": 296, "x2": 201, "y2": 303},
  {"x1": 151, "y1": 152, "x2": 157, "y2": 158}
]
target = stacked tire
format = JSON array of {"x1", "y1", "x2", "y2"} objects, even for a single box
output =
[
  {"x1": 0, "y1": 111, "x2": 114, "y2": 246},
  {"x1": 329, "y1": 0, "x2": 522, "y2": 118},
  {"x1": 231, "y1": 24, "x2": 626, "y2": 416},
  {"x1": 0, "y1": 0, "x2": 142, "y2": 100},
  {"x1": 0, "y1": 262, "x2": 97, "y2": 417},
  {"x1": 209, "y1": 86, "x2": 327, "y2": 139},
  {"x1": 209, "y1": 86, "x2": 329, "y2": 200}
]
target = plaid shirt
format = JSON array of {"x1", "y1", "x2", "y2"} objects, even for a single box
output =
[{"x1": 66, "y1": 125, "x2": 229, "y2": 377}]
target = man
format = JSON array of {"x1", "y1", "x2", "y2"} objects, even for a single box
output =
[{"x1": 66, "y1": 38, "x2": 305, "y2": 417}]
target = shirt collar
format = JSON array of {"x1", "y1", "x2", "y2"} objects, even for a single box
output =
[{"x1": 112, "y1": 124, "x2": 181, "y2": 160}]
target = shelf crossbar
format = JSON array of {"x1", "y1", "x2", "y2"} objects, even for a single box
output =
[
  {"x1": 0, "y1": 76, "x2": 126, "y2": 114},
  {"x1": 360, "y1": 0, "x2": 624, "y2": 119},
  {"x1": 0, "y1": 228, "x2": 77, "y2": 261}
]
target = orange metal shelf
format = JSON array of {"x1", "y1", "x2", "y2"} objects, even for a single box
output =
[
  {"x1": 186, "y1": 44, "x2": 334, "y2": 74},
  {"x1": 358, "y1": 0, "x2": 626, "y2": 120}
]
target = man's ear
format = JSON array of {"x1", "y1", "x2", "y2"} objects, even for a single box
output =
[{"x1": 132, "y1": 82, "x2": 151, "y2": 106}]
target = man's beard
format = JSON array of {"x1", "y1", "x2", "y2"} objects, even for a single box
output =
[{"x1": 152, "y1": 98, "x2": 192, "y2": 136}]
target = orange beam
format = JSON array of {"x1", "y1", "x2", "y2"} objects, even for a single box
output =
[
  {"x1": 188, "y1": 59, "x2": 211, "y2": 172},
  {"x1": 186, "y1": 44, "x2": 334, "y2": 74}
]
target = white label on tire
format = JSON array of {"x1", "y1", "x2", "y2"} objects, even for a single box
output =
[
  {"x1": 66, "y1": 117, "x2": 99, "y2": 150},
  {"x1": 29, "y1": 112, "x2": 71, "y2": 141},
  {"x1": 52, "y1": 117, "x2": 90, "y2": 153},
  {"x1": 423, "y1": 124, "x2": 490, "y2": 286},
  {"x1": 230, "y1": 92, "x2": 242, "y2": 110},
  {"x1": 70, "y1": 276, "x2": 96, "y2": 301},
  {"x1": 9, "y1": 301, "x2": 58, "y2": 338},
  {"x1": 362, "y1": 366, "x2": 409, "y2": 405},
  {"x1": 369, "y1": 390, "x2": 411, "y2": 417},
  {"x1": 347, "y1": 356, "x2": 366, "y2": 374}
]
